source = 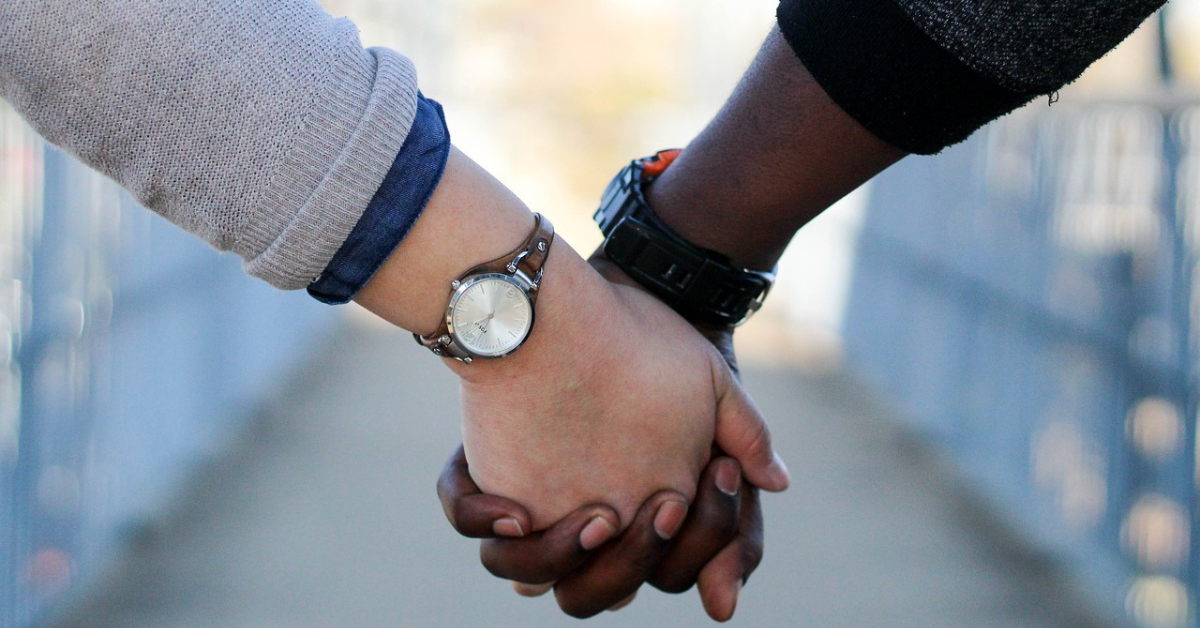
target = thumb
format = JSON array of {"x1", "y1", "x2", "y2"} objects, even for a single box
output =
[{"x1": 711, "y1": 360, "x2": 790, "y2": 492}]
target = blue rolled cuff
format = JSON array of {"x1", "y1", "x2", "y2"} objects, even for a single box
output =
[{"x1": 307, "y1": 92, "x2": 451, "y2": 304}]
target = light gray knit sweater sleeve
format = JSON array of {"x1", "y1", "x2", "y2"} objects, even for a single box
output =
[{"x1": 0, "y1": 0, "x2": 419, "y2": 289}]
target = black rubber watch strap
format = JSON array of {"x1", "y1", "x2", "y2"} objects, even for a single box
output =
[{"x1": 595, "y1": 151, "x2": 774, "y2": 327}]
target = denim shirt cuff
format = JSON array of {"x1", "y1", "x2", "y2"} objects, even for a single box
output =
[{"x1": 307, "y1": 92, "x2": 451, "y2": 304}]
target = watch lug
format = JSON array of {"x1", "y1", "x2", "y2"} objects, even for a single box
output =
[{"x1": 422, "y1": 213, "x2": 552, "y2": 364}]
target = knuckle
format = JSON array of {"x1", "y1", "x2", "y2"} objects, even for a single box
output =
[
  {"x1": 480, "y1": 552, "x2": 505, "y2": 579},
  {"x1": 708, "y1": 508, "x2": 741, "y2": 541},
  {"x1": 741, "y1": 542, "x2": 764, "y2": 581},
  {"x1": 556, "y1": 592, "x2": 604, "y2": 619},
  {"x1": 651, "y1": 572, "x2": 697, "y2": 594},
  {"x1": 743, "y1": 419, "x2": 771, "y2": 456},
  {"x1": 630, "y1": 549, "x2": 662, "y2": 575},
  {"x1": 480, "y1": 544, "x2": 517, "y2": 580},
  {"x1": 728, "y1": 418, "x2": 773, "y2": 470},
  {"x1": 693, "y1": 496, "x2": 740, "y2": 541},
  {"x1": 449, "y1": 502, "x2": 473, "y2": 533}
]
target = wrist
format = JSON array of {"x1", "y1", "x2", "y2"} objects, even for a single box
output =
[
  {"x1": 642, "y1": 27, "x2": 905, "y2": 271},
  {"x1": 445, "y1": 239, "x2": 608, "y2": 384},
  {"x1": 353, "y1": 146, "x2": 538, "y2": 334},
  {"x1": 352, "y1": 144, "x2": 620, "y2": 387},
  {"x1": 589, "y1": 247, "x2": 739, "y2": 374},
  {"x1": 642, "y1": 164, "x2": 788, "y2": 272},
  {"x1": 593, "y1": 151, "x2": 774, "y2": 327}
]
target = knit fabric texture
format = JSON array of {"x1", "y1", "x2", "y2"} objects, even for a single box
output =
[
  {"x1": 899, "y1": 0, "x2": 1167, "y2": 93},
  {"x1": 777, "y1": 0, "x2": 1165, "y2": 154},
  {"x1": 0, "y1": 0, "x2": 420, "y2": 289}
]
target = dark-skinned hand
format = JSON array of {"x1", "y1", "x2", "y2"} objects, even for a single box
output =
[{"x1": 437, "y1": 446, "x2": 763, "y2": 621}]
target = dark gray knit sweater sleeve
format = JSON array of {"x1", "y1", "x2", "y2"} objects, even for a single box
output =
[
  {"x1": 901, "y1": 0, "x2": 1164, "y2": 93},
  {"x1": 776, "y1": 0, "x2": 1165, "y2": 154}
]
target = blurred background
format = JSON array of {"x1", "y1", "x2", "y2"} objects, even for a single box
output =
[{"x1": 3, "y1": 0, "x2": 1200, "y2": 626}]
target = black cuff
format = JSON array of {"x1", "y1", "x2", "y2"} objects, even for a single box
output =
[{"x1": 776, "y1": 0, "x2": 1040, "y2": 155}]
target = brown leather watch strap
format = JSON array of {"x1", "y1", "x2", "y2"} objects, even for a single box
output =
[
  {"x1": 415, "y1": 213, "x2": 555, "y2": 358},
  {"x1": 457, "y1": 213, "x2": 554, "y2": 293}
]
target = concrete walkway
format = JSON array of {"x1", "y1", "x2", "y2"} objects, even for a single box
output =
[{"x1": 48, "y1": 317, "x2": 1123, "y2": 628}]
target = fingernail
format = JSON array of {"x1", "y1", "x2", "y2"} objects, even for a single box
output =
[
  {"x1": 653, "y1": 500, "x2": 689, "y2": 540},
  {"x1": 493, "y1": 517, "x2": 525, "y2": 538},
  {"x1": 730, "y1": 579, "x2": 742, "y2": 616},
  {"x1": 579, "y1": 516, "x2": 617, "y2": 551},
  {"x1": 767, "y1": 452, "x2": 791, "y2": 490},
  {"x1": 512, "y1": 581, "x2": 553, "y2": 597},
  {"x1": 608, "y1": 593, "x2": 637, "y2": 611},
  {"x1": 715, "y1": 460, "x2": 741, "y2": 496}
]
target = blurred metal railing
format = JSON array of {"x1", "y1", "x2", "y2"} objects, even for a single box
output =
[
  {"x1": 843, "y1": 98, "x2": 1200, "y2": 628},
  {"x1": 0, "y1": 107, "x2": 338, "y2": 628}
]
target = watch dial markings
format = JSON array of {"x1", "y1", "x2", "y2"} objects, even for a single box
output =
[{"x1": 451, "y1": 276, "x2": 533, "y2": 357}]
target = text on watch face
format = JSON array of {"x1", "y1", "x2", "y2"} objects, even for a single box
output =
[{"x1": 451, "y1": 276, "x2": 532, "y2": 356}]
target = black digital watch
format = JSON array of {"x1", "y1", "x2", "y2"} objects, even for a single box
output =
[{"x1": 594, "y1": 149, "x2": 775, "y2": 327}]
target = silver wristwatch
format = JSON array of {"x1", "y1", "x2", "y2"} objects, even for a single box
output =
[{"x1": 414, "y1": 214, "x2": 555, "y2": 363}]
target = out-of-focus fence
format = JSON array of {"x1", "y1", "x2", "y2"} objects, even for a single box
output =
[
  {"x1": 843, "y1": 98, "x2": 1200, "y2": 628},
  {"x1": 0, "y1": 108, "x2": 338, "y2": 628}
]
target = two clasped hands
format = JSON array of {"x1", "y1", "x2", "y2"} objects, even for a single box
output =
[
  {"x1": 5, "y1": 0, "x2": 1143, "y2": 617},
  {"x1": 357, "y1": 144, "x2": 790, "y2": 622},
  {"x1": 354, "y1": 26, "x2": 904, "y2": 621},
  {"x1": 359, "y1": 0, "x2": 1141, "y2": 617}
]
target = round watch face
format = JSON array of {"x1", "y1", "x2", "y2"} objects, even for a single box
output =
[{"x1": 447, "y1": 274, "x2": 535, "y2": 358}]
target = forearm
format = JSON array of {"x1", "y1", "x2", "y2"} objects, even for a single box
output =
[
  {"x1": 646, "y1": 0, "x2": 1164, "y2": 272},
  {"x1": 0, "y1": 0, "x2": 418, "y2": 289},
  {"x1": 354, "y1": 146, "x2": 537, "y2": 335},
  {"x1": 353, "y1": 145, "x2": 608, "y2": 385},
  {"x1": 644, "y1": 28, "x2": 905, "y2": 271}
]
